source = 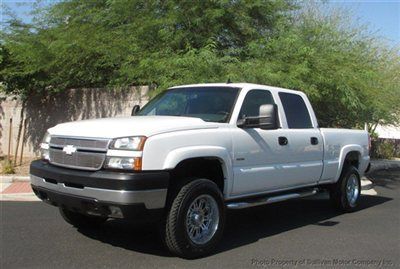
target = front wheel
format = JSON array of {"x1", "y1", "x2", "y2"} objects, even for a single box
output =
[
  {"x1": 330, "y1": 166, "x2": 361, "y2": 212},
  {"x1": 164, "y1": 179, "x2": 225, "y2": 259}
]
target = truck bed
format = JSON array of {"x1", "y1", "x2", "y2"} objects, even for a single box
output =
[{"x1": 320, "y1": 128, "x2": 370, "y2": 184}]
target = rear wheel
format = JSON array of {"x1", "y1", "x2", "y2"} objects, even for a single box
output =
[
  {"x1": 59, "y1": 207, "x2": 107, "y2": 228},
  {"x1": 330, "y1": 166, "x2": 361, "y2": 212},
  {"x1": 163, "y1": 179, "x2": 225, "y2": 259}
]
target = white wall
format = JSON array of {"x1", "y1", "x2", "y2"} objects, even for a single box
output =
[
  {"x1": 375, "y1": 124, "x2": 400, "y2": 139},
  {"x1": 0, "y1": 87, "x2": 149, "y2": 158}
]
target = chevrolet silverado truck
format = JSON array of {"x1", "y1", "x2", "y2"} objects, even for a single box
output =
[{"x1": 30, "y1": 83, "x2": 370, "y2": 258}]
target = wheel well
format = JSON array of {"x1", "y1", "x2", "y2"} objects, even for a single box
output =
[
  {"x1": 167, "y1": 157, "x2": 225, "y2": 200},
  {"x1": 343, "y1": 151, "x2": 360, "y2": 169},
  {"x1": 321, "y1": 151, "x2": 361, "y2": 190}
]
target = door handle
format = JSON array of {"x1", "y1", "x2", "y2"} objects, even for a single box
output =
[
  {"x1": 278, "y1": 136, "x2": 288, "y2": 146},
  {"x1": 311, "y1": 137, "x2": 319, "y2": 145}
]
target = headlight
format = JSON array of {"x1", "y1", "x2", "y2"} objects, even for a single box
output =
[
  {"x1": 104, "y1": 157, "x2": 142, "y2": 171},
  {"x1": 110, "y1": 136, "x2": 146, "y2": 151},
  {"x1": 40, "y1": 132, "x2": 51, "y2": 160},
  {"x1": 105, "y1": 136, "x2": 146, "y2": 170}
]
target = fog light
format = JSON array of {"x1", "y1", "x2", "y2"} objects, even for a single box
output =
[{"x1": 108, "y1": 206, "x2": 123, "y2": 218}]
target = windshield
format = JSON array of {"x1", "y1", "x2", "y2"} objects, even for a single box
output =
[{"x1": 137, "y1": 87, "x2": 240, "y2": 123}]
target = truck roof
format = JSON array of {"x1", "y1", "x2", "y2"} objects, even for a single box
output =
[{"x1": 169, "y1": 83, "x2": 304, "y2": 96}]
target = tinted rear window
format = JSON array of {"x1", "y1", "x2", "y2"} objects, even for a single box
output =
[{"x1": 279, "y1": 92, "x2": 313, "y2": 129}]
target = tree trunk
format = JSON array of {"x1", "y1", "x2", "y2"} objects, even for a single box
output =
[
  {"x1": 366, "y1": 122, "x2": 379, "y2": 135},
  {"x1": 372, "y1": 122, "x2": 379, "y2": 134},
  {"x1": 13, "y1": 100, "x2": 26, "y2": 166}
]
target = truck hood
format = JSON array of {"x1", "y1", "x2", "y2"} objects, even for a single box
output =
[{"x1": 48, "y1": 116, "x2": 219, "y2": 138}]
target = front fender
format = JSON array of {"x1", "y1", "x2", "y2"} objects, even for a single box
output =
[{"x1": 163, "y1": 146, "x2": 233, "y2": 195}]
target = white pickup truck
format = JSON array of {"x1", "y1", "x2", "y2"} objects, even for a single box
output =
[{"x1": 30, "y1": 83, "x2": 370, "y2": 258}]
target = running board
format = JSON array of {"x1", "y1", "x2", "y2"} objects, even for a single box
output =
[{"x1": 226, "y1": 188, "x2": 319, "y2": 209}]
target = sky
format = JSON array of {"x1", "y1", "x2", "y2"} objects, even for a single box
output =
[
  {"x1": 1, "y1": 0, "x2": 399, "y2": 46},
  {"x1": 328, "y1": 0, "x2": 400, "y2": 46}
]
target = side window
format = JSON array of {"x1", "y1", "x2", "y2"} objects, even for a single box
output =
[
  {"x1": 279, "y1": 92, "x2": 313, "y2": 129},
  {"x1": 239, "y1": 90, "x2": 275, "y2": 119}
]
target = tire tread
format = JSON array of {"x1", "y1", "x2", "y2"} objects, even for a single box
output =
[
  {"x1": 164, "y1": 179, "x2": 224, "y2": 258},
  {"x1": 330, "y1": 165, "x2": 361, "y2": 212}
]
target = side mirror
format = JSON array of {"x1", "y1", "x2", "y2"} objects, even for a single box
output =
[
  {"x1": 259, "y1": 104, "x2": 279, "y2": 130},
  {"x1": 131, "y1": 105, "x2": 140, "y2": 116},
  {"x1": 237, "y1": 104, "x2": 279, "y2": 130}
]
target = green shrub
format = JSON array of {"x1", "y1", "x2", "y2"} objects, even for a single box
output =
[
  {"x1": 376, "y1": 142, "x2": 395, "y2": 159},
  {"x1": 1, "y1": 159, "x2": 15, "y2": 174}
]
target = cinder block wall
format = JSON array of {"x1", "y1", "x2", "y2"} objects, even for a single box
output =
[{"x1": 0, "y1": 87, "x2": 149, "y2": 158}]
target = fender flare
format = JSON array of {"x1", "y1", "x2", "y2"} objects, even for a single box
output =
[
  {"x1": 163, "y1": 146, "x2": 233, "y2": 195},
  {"x1": 335, "y1": 144, "x2": 362, "y2": 182}
]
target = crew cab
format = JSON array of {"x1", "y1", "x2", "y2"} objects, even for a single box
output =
[{"x1": 30, "y1": 83, "x2": 370, "y2": 258}]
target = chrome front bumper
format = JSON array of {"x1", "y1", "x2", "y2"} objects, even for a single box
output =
[{"x1": 30, "y1": 175, "x2": 167, "y2": 209}]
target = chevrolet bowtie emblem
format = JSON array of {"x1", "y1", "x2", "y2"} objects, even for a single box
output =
[{"x1": 63, "y1": 145, "x2": 77, "y2": 155}]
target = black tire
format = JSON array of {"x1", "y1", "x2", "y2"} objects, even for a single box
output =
[
  {"x1": 163, "y1": 179, "x2": 225, "y2": 259},
  {"x1": 59, "y1": 207, "x2": 107, "y2": 228},
  {"x1": 329, "y1": 166, "x2": 361, "y2": 212}
]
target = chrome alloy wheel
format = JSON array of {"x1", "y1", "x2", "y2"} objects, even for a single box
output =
[
  {"x1": 346, "y1": 174, "x2": 360, "y2": 206},
  {"x1": 185, "y1": 194, "x2": 219, "y2": 245}
]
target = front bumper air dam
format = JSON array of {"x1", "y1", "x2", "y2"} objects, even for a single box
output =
[{"x1": 30, "y1": 160, "x2": 169, "y2": 220}]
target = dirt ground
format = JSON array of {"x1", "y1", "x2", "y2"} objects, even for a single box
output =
[{"x1": 0, "y1": 156, "x2": 38, "y2": 176}]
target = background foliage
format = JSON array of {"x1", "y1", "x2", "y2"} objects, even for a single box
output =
[{"x1": 1, "y1": 0, "x2": 399, "y2": 130}]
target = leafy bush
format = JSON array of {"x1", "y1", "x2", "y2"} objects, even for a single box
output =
[
  {"x1": 1, "y1": 159, "x2": 15, "y2": 174},
  {"x1": 371, "y1": 140, "x2": 396, "y2": 159},
  {"x1": 1, "y1": 1, "x2": 399, "y2": 129}
]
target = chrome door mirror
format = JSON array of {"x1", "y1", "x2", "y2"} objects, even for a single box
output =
[{"x1": 237, "y1": 104, "x2": 278, "y2": 130}]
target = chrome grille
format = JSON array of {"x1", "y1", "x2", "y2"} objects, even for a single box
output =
[
  {"x1": 49, "y1": 136, "x2": 110, "y2": 170},
  {"x1": 50, "y1": 137, "x2": 109, "y2": 151}
]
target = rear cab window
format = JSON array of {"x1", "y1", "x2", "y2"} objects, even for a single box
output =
[{"x1": 278, "y1": 92, "x2": 313, "y2": 129}]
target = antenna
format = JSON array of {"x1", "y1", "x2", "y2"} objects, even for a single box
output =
[{"x1": 227, "y1": 78, "x2": 232, "y2": 84}]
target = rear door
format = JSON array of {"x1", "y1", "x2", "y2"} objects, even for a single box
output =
[{"x1": 277, "y1": 92, "x2": 323, "y2": 186}]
